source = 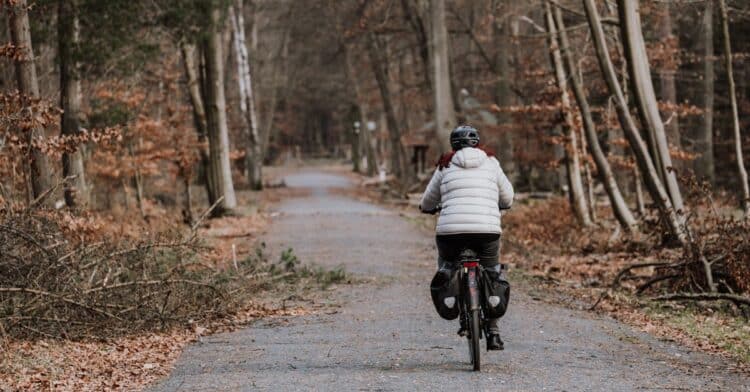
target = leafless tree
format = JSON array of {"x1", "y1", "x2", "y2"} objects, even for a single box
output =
[
  {"x1": 7, "y1": 0, "x2": 53, "y2": 204},
  {"x1": 718, "y1": 0, "x2": 750, "y2": 216},
  {"x1": 552, "y1": 2, "x2": 636, "y2": 231},
  {"x1": 202, "y1": 6, "x2": 237, "y2": 215},
  {"x1": 58, "y1": 0, "x2": 89, "y2": 207},
  {"x1": 545, "y1": 1, "x2": 591, "y2": 227},
  {"x1": 583, "y1": 0, "x2": 687, "y2": 244}
]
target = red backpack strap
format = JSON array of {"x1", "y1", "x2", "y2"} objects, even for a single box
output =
[{"x1": 436, "y1": 151, "x2": 455, "y2": 170}]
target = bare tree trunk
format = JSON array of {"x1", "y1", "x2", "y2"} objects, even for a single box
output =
[
  {"x1": 493, "y1": 0, "x2": 516, "y2": 183},
  {"x1": 126, "y1": 140, "x2": 146, "y2": 218},
  {"x1": 344, "y1": 44, "x2": 377, "y2": 176},
  {"x1": 553, "y1": 4, "x2": 636, "y2": 231},
  {"x1": 367, "y1": 34, "x2": 409, "y2": 179},
  {"x1": 58, "y1": 0, "x2": 88, "y2": 207},
  {"x1": 180, "y1": 43, "x2": 212, "y2": 202},
  {"x1": 634, "y1": 164, "x2": 646, "y2": 215},
  {"x1": 7, "y1": 0, "x2": 53, "y2": 204},
  {"x1": 430, "y1": 0, "x2": 457, "y2": 153},
  {"x1": 545, "y1": 2, "x2": 591, "y2": 226},
  {"x1": 259, "y1": 16, "x2": 292, "y2": 166},
  {"x1": 617, "y1": 0, "x2": 685, "y2": 216},
  {"x1": 351, "y1": 121, "x2": 361, "y2": 173},
  {"x1": 230, "y1": 1, "x2": 263, "y2": 190},
  {"x1": 401, "y1": 0, "x2": 432, "y2": 90},
  {"x1": 182, "y1": 169, "x2": 194, "y2": 225},
  {"x1": 696, "y1": 1, "x2": 715, "y2": 182},
  {"x1": 658, "y1": 2, "x2": 681, "y2": 166},
  {"x1": 202, "y1": 7, "x2": 237, "y2": 215},
  {"x1": 719, "y1": 0, "x2": 750, "y2": 216},
  {"x1": 554, "y1": 7, "x2": 636, "y2": 231},
  {"x1": 584, "y1": 0, "x2": 687, "y2": 245}
]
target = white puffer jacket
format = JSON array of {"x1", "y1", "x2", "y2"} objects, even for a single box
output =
[{"x1": 419, "y1": 147, "x2": 514, "y2": 235}]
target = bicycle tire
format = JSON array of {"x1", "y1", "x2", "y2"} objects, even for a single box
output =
[{"x1": 469, "y1": 308, "x2": 481, "y2": 371}]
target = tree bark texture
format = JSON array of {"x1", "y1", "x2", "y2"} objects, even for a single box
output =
[
  {"x1": 430, "y1": 0, "x2": 457, "y2": 153},
  {"x1": 553, "y1": 4, "x2": 636, "y2": 230},
  {"x1": 584, "y1": 0, "x2": 687, "y2": 245},
  {"x1": 344, "y1": 44, "x2": 377, "y2": 176},
  {"x1": 718, "y1": 0, "x2": 750, "y2": 216},
  {"x1": 617, "y1": 0, "x2": 685, "y2": 216},
  {"x1": 230, "y1": 0, "x2": 263, "y2": 190},
  {"x1": 493, "y1": 0, "x2": 516, "y2": 183},
  {"x1": 180, "y1": 43, "x2": 212, "y2": 202},
  {"x1": 696, "y1": 2, "x2": 715, "y2": 182},
  {"x1": 58, "y1": 0, "x2": 89, "y2": 208},
  {"x1": 7, "y1": 0, "x2": 53, "y2": 204},
  {"x1": 368, "y1": 34, "x2": 409, "y2": 179},
  {"x1": 545, "y1": 2, "x2": 591, "y2": 227},
  {"x1": 202, "y1": 7, "x2": 237, "y2": 215},
  {"x1": 657, "y1": 2, "x2": 681, "y2": 164}
]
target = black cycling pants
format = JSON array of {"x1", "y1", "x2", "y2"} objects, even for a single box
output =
[
  {"x1": 435, "y1": 233, "x2": 501, "y2": 268},
  {"x1": 435, "y1": 233, "x2": 504, "y2": 334}
]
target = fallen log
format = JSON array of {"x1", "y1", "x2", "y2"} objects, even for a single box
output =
[{"x1": 653, "y1": 292, "x2": 750, "y2": 308}]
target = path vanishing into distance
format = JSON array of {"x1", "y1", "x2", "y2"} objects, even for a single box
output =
[{"x1": 151, "y1": 169, "x2": 748, "y2": 391}]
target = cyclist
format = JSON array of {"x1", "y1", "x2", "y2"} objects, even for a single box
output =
[{"x1": 419, "y1": 125, "x2": 514, "y2": 351}]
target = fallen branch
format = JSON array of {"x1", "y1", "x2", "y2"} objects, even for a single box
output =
[
  {"x1": 191, "y1": 195, "x2": 225, "y2": 232},
  {"x1": 84, "y1": 279, "x2": 220, "y2": 294},
  {"x1": 635, "y1": 274, "x2": 679, "y2": 295},
  {"x1": 0, "y1": 287, "x2": 121, "y2": 320},
  {"x1": 653, "y1": 292, "x2": 750, "y2": 307},
  {"x1": 611, "y1": 261, "x2": 673, "y2": 288}
]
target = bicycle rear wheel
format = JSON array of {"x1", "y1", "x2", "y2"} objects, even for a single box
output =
[{"x1": 467, "y1": 308, "x2": 481, "y2": 371}]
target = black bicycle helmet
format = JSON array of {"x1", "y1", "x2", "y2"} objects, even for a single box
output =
[{"x1": 450, "y1": 125, "x2": 480, "y2": 151}]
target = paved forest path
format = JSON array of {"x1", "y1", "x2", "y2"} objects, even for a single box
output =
[{"x1": 151, "y1": 170, "x2": 747, "y2": 391}]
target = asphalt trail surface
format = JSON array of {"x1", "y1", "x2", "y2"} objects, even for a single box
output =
[{"x1": 151, "y1": 170, "x2": 748, "y2": 391}]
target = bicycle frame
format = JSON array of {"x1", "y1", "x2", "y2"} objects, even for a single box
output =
[{"x1": 461, "y1": 261, "x2": 481, "y2": 312}]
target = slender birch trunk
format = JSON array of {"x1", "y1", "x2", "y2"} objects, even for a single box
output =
[
  {"x1": 617, "y1": 0, "x2": 685, "y2": 216},
  {"x1": 58, "y1": 0, "x2": 88, "y2": 207},
  {"x1": 430, "y1": 0, "x2": 457, "y2": 153},
  {"x1": 545, "y1": 2, "x2": 591, "y2": 226},
  {"x1": 230, "y1": 1, "x2": 263, "y2": 190},
  {"x1": 584, "y1": 0, "x2": 687, "y2": 245},
  {"x1": 553, "y1": 4, "x2": 636, "y2": 230},
  {"x1": 202, "y1": 6, "x2": 237, "y2": 215},
  {"x1": 718, "y1": 0, "x2": 750, "y2": 216},
  {"x1": 7, "y1": 0, "x2": 53, "y2": 204}
]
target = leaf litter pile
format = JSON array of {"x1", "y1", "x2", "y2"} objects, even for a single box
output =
[
  {"x1": 0, "y1": 202, "x2": 346, "y2": 390},
  {"x1": 501, "y1": 196, "x2": 750, "y2": 368}
]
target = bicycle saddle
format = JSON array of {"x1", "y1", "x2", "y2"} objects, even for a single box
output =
[{"x1": 458, "y1": 249, "x2": 478, "y2": 262}]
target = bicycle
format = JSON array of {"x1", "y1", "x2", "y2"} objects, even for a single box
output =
[
  {"x1": 452, "y1": 248, "x2": 485, "y2": 371},
  {"x1": 425, "y1": 206, "x2": 509, "y2": 371}
]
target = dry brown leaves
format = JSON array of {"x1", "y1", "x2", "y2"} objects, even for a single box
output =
[
  {"x1": 199, "y1": 213, "x2": 269, "y2": 266},
  {"x1": 0, "y1": 301, "x2": 311, "y2": 392},
  {"x1": 1, "y1": 332, "x2": 193, "y2": 391},
  {"x1": 503, "y1": 195, "x2": 749, "y2": 368}
]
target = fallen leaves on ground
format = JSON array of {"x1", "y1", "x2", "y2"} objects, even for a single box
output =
[{"x1": 0, "y1": 301, "x2": 311, "y2": 391}]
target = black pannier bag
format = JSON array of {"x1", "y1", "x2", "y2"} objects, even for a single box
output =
[
  {"x1": 481, "y1": 268, "x2": 510, "y2": 319},
  {"x1": 430, "y1": 266, "x2": 460, "y2": 320}
]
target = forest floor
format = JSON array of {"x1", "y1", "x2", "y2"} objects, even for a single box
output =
[
  {"x1": 0, "y1": 164, "x2": 343, "y2": 391},
  {"x1": 149, "y1": 166, "x2": 748, "y2": 391}
]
